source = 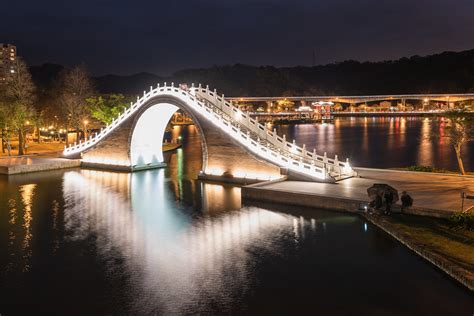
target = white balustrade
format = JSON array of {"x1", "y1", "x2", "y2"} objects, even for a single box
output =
[{"x1": 63, "y1": 83, "x2": 355, "y2": 180}]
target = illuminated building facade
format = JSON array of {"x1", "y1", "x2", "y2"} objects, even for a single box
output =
[
  {"x1": 312, "y1": 101, "x2": 334, "y2": 122},
  {"x1": 0, "y1": 43, "x2": 17, "y2": 83}
]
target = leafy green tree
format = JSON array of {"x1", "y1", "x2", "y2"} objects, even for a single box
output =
[
  {"x1": 277, "y1": 99, "x2": 295, "y2": 111},
  {"x1": 87, "y1": 94, "x2": 131, "y2": 125}
]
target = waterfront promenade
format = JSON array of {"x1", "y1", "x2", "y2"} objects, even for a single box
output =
[{"x1": 243, "y1": 168, "x2": 474, "y2": 216}]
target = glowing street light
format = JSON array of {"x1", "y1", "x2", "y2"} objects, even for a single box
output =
[{"x1": 83, "y1": 120, "x2": 89, "y2": 139}]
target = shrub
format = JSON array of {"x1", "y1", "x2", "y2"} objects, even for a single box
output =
[
  {"x1": 448, "y1": 212, "x2": 474, "y2": 230},
  {"x1": 406, "y1": 165, "x2": 449, "y2": 173}
]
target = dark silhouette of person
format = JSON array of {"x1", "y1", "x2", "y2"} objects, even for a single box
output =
[
  {"x1": 369, "y1": 193, "x2": 383, "y2": 213},
  {"x1": 384, "y1": 190, "x2": 394, "y2": 215},
  {"x1": 401, "y1": 191, "x2": 413, "y2": 213}
]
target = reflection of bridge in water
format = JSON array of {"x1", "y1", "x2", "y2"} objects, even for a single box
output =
[{"x1": 61, "y1": 169, "x2": 355, "y2": 314}]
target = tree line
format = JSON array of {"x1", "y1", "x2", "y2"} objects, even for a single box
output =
[
  {"x1": 29, "y1": 49, "x2": 474, "y2": 97},
  {"x1": 0, "y1": 59, "x2": 130, "y2": 156},
  {"x1": 1, "y1": 56, "x2": 473, "y2": 175}
]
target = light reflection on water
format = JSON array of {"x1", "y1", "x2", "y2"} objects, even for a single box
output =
[
  {"x1": 276, "y1": 117, "x2": 473, "y2": 170},
  {"x1": 61, "y1": 168, "x2": 323, "y2": 314},
  {"x1": 1, "y1": 123, "x2": 474, "y2": 314}
]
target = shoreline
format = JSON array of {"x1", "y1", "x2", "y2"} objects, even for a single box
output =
[
  {"x1": 361, "y1": 212, "x2": 474, "y2": 291},
  {"x1": 243, "y1": 196, "x2": 474, "y2": 291},
  {"x1": 242, "y1": 170, "x2": 474, "y2": 291}
]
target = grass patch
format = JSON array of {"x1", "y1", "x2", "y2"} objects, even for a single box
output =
[
  {"x1": 407, "y1": 165, "x2": 450, "y2": 173},
  {"x1": 384, "y1": 214, "x2": 474, "y2": 268},
  {"x1": 392, "y1": 165, "x2": 474, "y2": 176}
]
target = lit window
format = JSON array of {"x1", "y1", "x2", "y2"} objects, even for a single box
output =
[{"x1": 10, "y1": 69, "x2": 15, "y2": 73}]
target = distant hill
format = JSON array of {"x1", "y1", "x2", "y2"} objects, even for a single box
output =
[
  {"x1": 29, "y1": 64, "x2": 163, "y2": 95},
  {"x1": 30, "y1": 49, "x2": 474, "y2": 96},
  {"x1": 29, "y1": 63, "x2": 64, "y2": 92},
  {"x1": 95, "y1": 72, "x2": 163, "y2": 94},
  {"x1": 169, "y1": 49, "x2": 474, "y2": 96}
]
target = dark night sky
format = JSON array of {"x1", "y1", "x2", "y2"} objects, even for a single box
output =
[{"x1": 2, "y1": 0, "x2": 473, "y2": 75}]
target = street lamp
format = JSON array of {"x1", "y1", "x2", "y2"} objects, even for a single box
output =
[{"x1": 83, "y1": 120, "x2": 89, "y2": 139}]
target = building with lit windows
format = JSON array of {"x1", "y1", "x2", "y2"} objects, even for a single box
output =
[{"x1": 0, "y1": 43, "x2": 17, "y2": 83}]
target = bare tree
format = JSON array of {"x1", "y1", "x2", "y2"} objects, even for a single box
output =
[
  {"x1": 4, "y1": 58, "x2": 36, "y2": 155},
  {"x1": 56, "y1": 65, "x2": 94, "y2": 145},
  {"x1": 438, "y1": 108, "x2": 474, "y2": 175}
]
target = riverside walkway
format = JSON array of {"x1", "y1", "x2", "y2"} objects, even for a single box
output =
[{"x1": 242, "y1": 168, "x2": 474, "y2": 217}]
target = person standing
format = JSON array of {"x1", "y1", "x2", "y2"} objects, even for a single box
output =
[
  {"x1": 384, "y1": 190, "x2": 394, "y2": 215},
  {"x1": 401, "y1": 191, "x2": 413, "y2": 213}
]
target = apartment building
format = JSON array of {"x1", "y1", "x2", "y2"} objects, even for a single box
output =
[{"x1": 0, "y1": 43, "x2": 17, "y2": 83}]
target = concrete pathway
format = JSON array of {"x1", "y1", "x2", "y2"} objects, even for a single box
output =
[{"x1": 258, "y1": 168, "x2": 474, "y2": 213}]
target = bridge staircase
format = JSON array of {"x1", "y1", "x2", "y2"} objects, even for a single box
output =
[{"x1": 193, "y1": 86, "x2": 357, "y2": 182}]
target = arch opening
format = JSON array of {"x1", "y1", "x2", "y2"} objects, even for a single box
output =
[{"x1": 130, "y1": 102, "x2": 192, "y2": 169}]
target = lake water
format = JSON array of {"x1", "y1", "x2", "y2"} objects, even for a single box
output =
[
  {"x1": 275, "y1": 116, "x2": 474, "y2": 170},
  {"x1": 1, "y1": 118, "x2": 473, "y2": 314}
]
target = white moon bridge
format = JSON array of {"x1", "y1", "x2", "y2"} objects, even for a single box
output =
[{"x1": 63, "y1": 83, "x2": 357, "y2": 183}]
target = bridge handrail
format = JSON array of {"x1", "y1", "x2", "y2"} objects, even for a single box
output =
[
  {"x1": 194, "y1": 87, "x2": 354, "y2": 176},
  {"x1": 64, "y1": 83, "x2": 356, "y2": 180}
]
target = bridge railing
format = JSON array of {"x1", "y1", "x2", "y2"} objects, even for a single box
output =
[
  {"x1": 63, "y1": 82, "x2": 355, "y2": 180},
  {"x1": 193, "y1": 86, "x2": 356, "y2": 178}
]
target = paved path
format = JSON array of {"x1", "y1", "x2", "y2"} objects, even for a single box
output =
[{"x1": 259, "y1": 168, "x2": 474, "y2": 213}]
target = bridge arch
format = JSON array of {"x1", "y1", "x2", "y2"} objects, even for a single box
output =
[
  {"x1": 128, "y1": 96, "x2": 209, "y2": 170},
  {"x1": 66, "y1": 84, "x2": 357, "y2": 183},
  {"x1": 79, "y1": 91, "x2": 282, "y2": 181}
]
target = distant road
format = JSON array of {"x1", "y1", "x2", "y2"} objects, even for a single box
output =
[
  {"x1": 249, "y1": 111, "x2": 474, "y2": 117},
  {"x1": 228, "y1": 93, "x2": 474, "y2": 104},
  {"x1": 334, "y1": 111, "x2": 474, "y2": 117}
]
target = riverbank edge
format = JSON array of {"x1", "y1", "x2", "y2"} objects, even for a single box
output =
[
  {"x1": 241, "y1": 179, "x2": 474, "y2": 291},
  {"x1": 0, "y1": 143, "x2": 183, "y2": 175},
  {"x1": 361, "y1": 213, "x2": 474, "y2": 291},
  {"x1": 0, "y1": 158, "x2": 81, "y2": 175},
  {"x1": 356, "y1": 166, "x2": 474, "y2": 179}
]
